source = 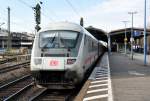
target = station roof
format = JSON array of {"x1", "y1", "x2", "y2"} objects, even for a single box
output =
[
  {"x1": 109, "y1": 27, "x2": 150, "y2": 43},
  {"x1": 109, "y1": 27, "x2": 150, "y2": 36},
  {"x1": 86, "y1": 26, "x2": 108, "y2": 42}
]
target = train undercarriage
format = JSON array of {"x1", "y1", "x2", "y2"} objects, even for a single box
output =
[{"x1": 31, "y1": 70, "x2": 82, "y2": 89}]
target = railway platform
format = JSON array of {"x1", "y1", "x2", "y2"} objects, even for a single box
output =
[
  {"x1": 75, "y1": 52, "x2": 150, "y2": 101},
  {"x1": 110, "y1": 52, "x2": 150, "y2": 101},
  {"x1": 75, "y1": 52, "x2": 113, "y2": 101}
]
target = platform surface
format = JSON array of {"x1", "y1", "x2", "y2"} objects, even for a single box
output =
[
  {"x1": 75, "y1": 53, "x2": 113, "y2": 101},
  {"x1": 110, "y1": 52, "x2": 150, "y2": 101}
]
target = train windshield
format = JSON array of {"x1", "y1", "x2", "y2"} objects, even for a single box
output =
[{"x1": 39, "y1": 31, "x2": 79, "y2": 49}]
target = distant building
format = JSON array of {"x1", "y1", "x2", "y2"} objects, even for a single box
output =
[{"x1": 0, "y1": 28, "x2": 34, "y2": 49}]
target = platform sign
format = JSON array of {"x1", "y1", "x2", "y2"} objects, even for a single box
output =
[{"x1": 133, "y1": 30, "x2": 141, "y2": 37}]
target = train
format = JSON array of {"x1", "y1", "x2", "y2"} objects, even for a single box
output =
[{"x1": 30, "y1": 22, "x2": 106, "y2": 89}]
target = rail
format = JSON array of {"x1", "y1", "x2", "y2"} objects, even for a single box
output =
[
  {"x1": 0, "y1": 61, "x2": 30, "y2": 73},
  {"x1": 0, "y1": 54, "x2": 31, "y2": 65},
  {"x1": 0, "y1": 75, "x2": 32, "y2": 101},
  {"x1": 29, "y1": 89, "x2": 73, "y2": 101},
  {"x1": 4, "y1": 83, "x2": 34, "y2": 101}
]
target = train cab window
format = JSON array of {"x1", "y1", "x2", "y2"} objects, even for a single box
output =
[
  {"x1": 59, "y1": 31, "x2": 78, "y2": 48},
  {"x1": 39, "y1": 31, "x2": 79, "y2": 49},
  {"x1": 39, "y1": 31, "x2": 83, "y2": 57}
]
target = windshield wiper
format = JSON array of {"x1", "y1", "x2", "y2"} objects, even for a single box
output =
[
  {"x1": 60, "y1": 37, "x2": 66, "y2": 48},
  {"x1": 42, "y1": 34, "x2": 56, "y2": 48}
]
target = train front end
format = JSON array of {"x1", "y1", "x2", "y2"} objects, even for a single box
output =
[{"x1": 31, "y1": 29, "x2": 83, "y2": 89}]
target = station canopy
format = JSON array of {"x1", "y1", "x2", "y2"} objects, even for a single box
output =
[
  {"x1": 86, "y1": 26, "x2": 108, "y2": 42},
  {"x1": 109, "y1": 27, "x2": 150, "y2": 43}
]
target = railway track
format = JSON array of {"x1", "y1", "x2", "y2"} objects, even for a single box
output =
[
  {"x1": 0, "y1": 61, "x2": 30, "y2": 73},
  {"x1": 0, "y1": 57, "x2": 17, "y2": 64},
  {"x1": 0, "y1": 54, "x2": 31, "y2": 65},
  {"x1": 0, "y1": 75, "x2": 33, "y2": 101},
  {"x1": 0, "y1": 80, "x2": 80, "y2": 101},
  {"x1": 30, "y1": 89, "x2": 73, "y2": 101}
]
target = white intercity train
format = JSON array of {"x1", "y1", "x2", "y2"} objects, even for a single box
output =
[{"x1": 30, "y1": 22, "x2": 106, "y2": 89}]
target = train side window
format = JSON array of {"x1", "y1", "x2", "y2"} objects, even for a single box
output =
[
  {"x1": 84, "y1": 35, "x2": 87, "y2": 45},
  {"x1": 91, "y1": 41, "x2": 93, "y2": 52},
  {"x1": 88, "y1": 37, "x2": 92, "y2": 52},
  {"x1": 92, "y1": 41, "x2": 94, "y2": 48}
]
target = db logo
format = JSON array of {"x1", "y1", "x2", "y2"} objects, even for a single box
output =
[{"x1": 49, "y1": 60, "x2": 59, "y2": 66}]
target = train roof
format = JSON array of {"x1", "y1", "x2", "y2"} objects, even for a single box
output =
[
  {"x1": 38, "y1": 22, "x2": 97, "y2": 41},
  {"x1": 39, "y1": 22, "x2": 83, "y2": 33}
]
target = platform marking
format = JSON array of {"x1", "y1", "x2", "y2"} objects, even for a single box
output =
[
  {"x1": 95, "y1": 77, "x2": 108, "y2": 80},
  {"x1": 128, "y1": 71, "x2": 145, "y2": 76},
  {"x1": 97, "y1": 69, "x2": 107, "y2": 71},
  {"x1": 87, "y1": 88, "x2": 108, "y2": 94},
  {"x1": 83, "y1": 94, "x2": 108, "y2": 101},
  {"x1": 89, "y1": 83, "x2": 108, "y2": 88},
  {"x1": 107, "y1": 53, "x2": 114, "y2": 101},
  {"x1": 96, "y1": 72, "x2": 108, "y2": 75},
  {"x1": 96, "y1": 74, "x2": 108, "y2": 77},
  {"x1": 97, "y1": 70, "x2": 107, "y2": 72},
  {"x1": 96, "y1": 74, "x2": 108, "y2": 76},
  {"x1": 83, "y1": 53, "x2": 113, "y2": 101},
  {"x1": 97, "y1": 68, "x2": 108, "y2": 71},
  {"x1": 95, "y1": 74, "x2": 108, "y2": 77},
  {"x1": 96, "y1": 72, "x2": 107, "y2": 74},
  {"x1": 91, "y1": 80, "x2": 108, "y2": 84},
  {"x1": 95, "y1": 75, "x2": 107, "y2": 78}
]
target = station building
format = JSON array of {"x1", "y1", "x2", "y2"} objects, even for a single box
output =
[
  {"x1": 109, "y1": 28, "x2": 150, "y2": 54},
  {"x1": 0, "y1": 28, "x2": 34, "y2": 49}
]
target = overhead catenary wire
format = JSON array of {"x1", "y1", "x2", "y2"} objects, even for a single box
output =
[
  {"x1": 0, "y1": 15, "x2": 7, "y2": 22},
  {"x1": 17, "y1": 0, "x2": 54, "y2": 22},
  {"x1": 19, "y1": 0, "x2": 33, "y2": 8},
  {"x1": 0, "y1": 1, "x2": 35, "y2": 33},
  {"x1": 41, "y1": 0, "x2": 58, "y2": 20},
  {"x1": 12, "y1": 23, "x2": 34, "y2": 32},
  {"x1": 0, "y1": 14, "x2": 34, "y2": 32},
  {"x1": 42, "y1": 6, "x2": 58, "y2": 21},
  {"x1": 0, "y1": 7, "x2": 8, "y2": 21},
  {"x1": 64, "y1": 0, "x2": 81, "y2": 18},
  {"x1": 41, "y1": 11, "x2": 55, "y2": 21}
]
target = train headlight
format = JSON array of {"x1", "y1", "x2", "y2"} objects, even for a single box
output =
[
  {"x1": 67, "y1": 59, "x2": 76, "y2": 65},
  {"x1": 34, "y1": 58, "x2": 42, "y2": 65}
]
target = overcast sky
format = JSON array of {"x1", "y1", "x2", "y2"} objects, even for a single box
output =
[{"x1": 0, "y1": 0, "x2": 149, "y2": 33}]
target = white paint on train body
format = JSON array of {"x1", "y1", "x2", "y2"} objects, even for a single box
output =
[{"x1": 30, "y1": 22, "x2": 106, "y2": 88}]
